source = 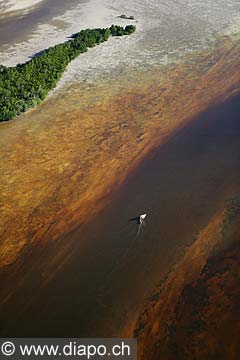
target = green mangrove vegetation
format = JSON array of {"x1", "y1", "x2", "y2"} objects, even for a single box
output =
[
  {"x1": 0, "y1": 24, "x2": 136, "y2": 122},
  {"x1": 119, "y1": 14, "x2": 135, "y2": 20}
]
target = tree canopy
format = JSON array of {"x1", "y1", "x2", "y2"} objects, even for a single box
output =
[{"x1": 0, "y1": 25, "x2": 136, "y2": 122}]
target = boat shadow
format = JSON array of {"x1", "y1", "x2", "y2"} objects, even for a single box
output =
[{"x1": 128, "y1": 216, "x2": 141, "y2": 224}]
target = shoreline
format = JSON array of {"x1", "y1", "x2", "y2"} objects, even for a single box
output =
[
  {"x1": 0, "y1": 0, "x2": 138, "y2": 67},
  {"x1": 1, "y1": 0, "x2": 240, "y2": 90},
  {"x1": 0, "y1": 25, "x2": 136, "y2": 122}
]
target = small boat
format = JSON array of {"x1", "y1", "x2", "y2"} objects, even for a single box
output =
[{"x1": 139, "y1": 213, "x2": 147, "y2": 224}]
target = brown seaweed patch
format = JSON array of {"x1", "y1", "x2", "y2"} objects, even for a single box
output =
[{"x1": 136, "y1": 199, "x2": 240, "y2": 359}]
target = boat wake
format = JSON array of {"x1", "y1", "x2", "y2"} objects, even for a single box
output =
[{"x1": 97, "y1": 214, "x2": 147, "y2": 295}]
